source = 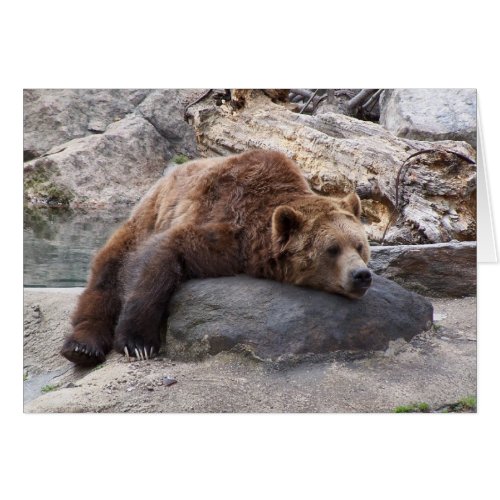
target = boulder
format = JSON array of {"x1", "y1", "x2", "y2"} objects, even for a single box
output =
[
  {"x1": 379, "y1": 89, "x2": 477, "y2": 147},
  {"x1": 369, "y1": 241, "x2": 476, "y2": 297},
  {"x1": 23, "y1": 115, "x2": 169, "y2": 208},
  {"x1": 165, "y1": 274, "x2": 433, "y2": 362},
  {"x1": 23, "y1": 89, "x2": 151, "y2": 160}
]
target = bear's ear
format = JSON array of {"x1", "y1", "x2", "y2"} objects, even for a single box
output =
[
  {"x1": 340, "y1": 192, "x2": 362, "y2": 219},
  {"x1": 272, "y1": 205, "x2": 304, "y2": 253}
]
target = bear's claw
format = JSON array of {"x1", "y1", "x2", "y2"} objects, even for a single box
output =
[
  {"x1": 61, "y1": 339, "x2": 106, "y2": 367},
  {"x1": 122, "y1": 345, "x2": 156, "y2": 362}
]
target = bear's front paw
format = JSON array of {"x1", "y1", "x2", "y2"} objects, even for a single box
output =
[
  {"x1": 114, "y1": 334, "x2": 160, "y2": 362},
  {"x1": 61, "y1": 338, "x2": 107, "y2": 367}
]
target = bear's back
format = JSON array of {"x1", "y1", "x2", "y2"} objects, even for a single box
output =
[{"x1": 130, "y1": 150, "x2": 312, "y2": 237}]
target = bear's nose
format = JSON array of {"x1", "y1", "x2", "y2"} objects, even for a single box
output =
[{"x1": 352, "y1": 268, "x2": 372, "y2": 288}]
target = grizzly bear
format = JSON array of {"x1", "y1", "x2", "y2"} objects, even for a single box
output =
[{"x1": 61, "y1": 150, "x2": 372, "y2": 366}]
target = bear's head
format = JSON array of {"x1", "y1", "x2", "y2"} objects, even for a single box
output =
[{"x1": 272, "y1": 192, "x2": 372, "y2": 299}]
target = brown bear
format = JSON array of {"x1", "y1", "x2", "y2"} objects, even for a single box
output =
[{"x1": 61, "y1": 150, "x2": 372, "y2": 366}]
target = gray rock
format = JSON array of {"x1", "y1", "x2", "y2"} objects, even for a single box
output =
[
  {"x1": 23, "y1": 89, "x2": 151, "y2": 159},
  {"x1": 379, "y1": 89, "x2": 477, "y2": 147},
  {"x1": 165, "y1": 274, "x2": 433, "y2": 362},
  {"x1": 24, "y1": 115, "x2": 169, "y2": 208},
  {"x1": 136, "y1": 89, "x2": 200, "y2": 158},
  {"x1": 369, "y1": 242, "x2": 476, "y2": 297}
]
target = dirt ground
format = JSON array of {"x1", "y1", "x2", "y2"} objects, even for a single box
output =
[{"x1": 23, "y1": 288, "x2": 476, "y2": 413}]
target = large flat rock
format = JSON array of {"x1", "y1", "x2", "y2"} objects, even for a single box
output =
[{"x1": 166, "y1": 275, "x2": 433, "y2": 362}]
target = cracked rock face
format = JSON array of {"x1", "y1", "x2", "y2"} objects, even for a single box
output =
[
  {"x1": 24, "y1": 115, "x2": 170, "y2": 208},
  {"x1": 23, "y1": 89, "x2": 201, "y2": 208},
  {"x1": 165, "y1": 274, "x2": 433, "y2": 362},
  {"x1": 23, "y1": 89, "x2": 151, "y2": 160},
  {"x1": 136, "y1": 89, "x2": 199, "y2": 158}
]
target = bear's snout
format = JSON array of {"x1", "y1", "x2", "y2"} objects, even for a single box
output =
[{"x1": 351, "y1": 268, "x2": 372, "y2": 295}]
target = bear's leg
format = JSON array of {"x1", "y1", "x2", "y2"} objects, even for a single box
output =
[
  {"x1": 61, "y1": 221, "x2": 137, "y2": 366},
  {"x1": 113, "y1": 223, "x2": 242, "y2": 360}
]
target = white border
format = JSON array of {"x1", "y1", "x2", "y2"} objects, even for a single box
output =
[{"x1": 5, "y1": 1, "x2": 500, "y2": 499}]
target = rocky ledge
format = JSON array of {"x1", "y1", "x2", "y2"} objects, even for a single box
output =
[{"x1": 370, "y1": 241, "x2": 476, "y2": 297}]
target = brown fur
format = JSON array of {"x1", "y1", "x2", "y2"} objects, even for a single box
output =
[{"x1": 61, "y1": 150, "x2": 371, "y2": 366}]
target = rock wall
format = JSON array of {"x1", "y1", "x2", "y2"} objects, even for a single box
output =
[
  {"x1": 370, "y1": 242, "x2": 476, "y2": 297},
  {"x1": 23, "y1": 89, "x2": 203, "y2": 207},
  {"x1": 23, "y1": 89, "x2": 151, "y2": 159}
]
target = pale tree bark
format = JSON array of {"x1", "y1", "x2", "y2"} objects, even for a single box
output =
[{"x1": 186, "y1": 90, "x2": 476, "y2": 245}]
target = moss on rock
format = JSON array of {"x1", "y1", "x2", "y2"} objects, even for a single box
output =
[{"x1": 24, "y1": 160, "x2": 74, "y2": 207}]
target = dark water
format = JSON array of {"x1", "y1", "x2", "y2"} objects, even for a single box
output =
[{"x1": 23, "y1": 206, "x2": 128, "y2": 287}]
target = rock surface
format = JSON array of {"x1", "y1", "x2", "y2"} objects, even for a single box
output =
[
  {"x1": 23, "y1": 288, "x2": 476, "y2": 413},
  {"x1": 379, "y1": 89, "x2": 477, "y2": 147},
  {"x1": 166, "y1": 275, "x2": 433, "y2": 362},
  {"x1": 370, "y1": 242, "x2": 476, "y2": 297},
  {"x1": 24, "y1": 115, "x2": 170, "y2": 207},
  {"x1": 136, "y1": 89, "x2": 199, "y2": 158},
  {"x1": 23, "y1": 89, "x2": 151, "y2": 159},
  {"x1": 23, "y1": 89, "x2": 202, "y2": 208}
]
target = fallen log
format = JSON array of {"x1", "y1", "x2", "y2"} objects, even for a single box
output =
[{"x1": 186, "y1": 90, "x2": 476, "y2": 245}]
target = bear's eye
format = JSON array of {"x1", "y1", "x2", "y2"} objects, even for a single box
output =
[
  {"x1": 356, "y1": 243, "x2": 363, "y2": 254},
  {"x1": 327, "y1": 245, "x2": 341, "y2": 257}
]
